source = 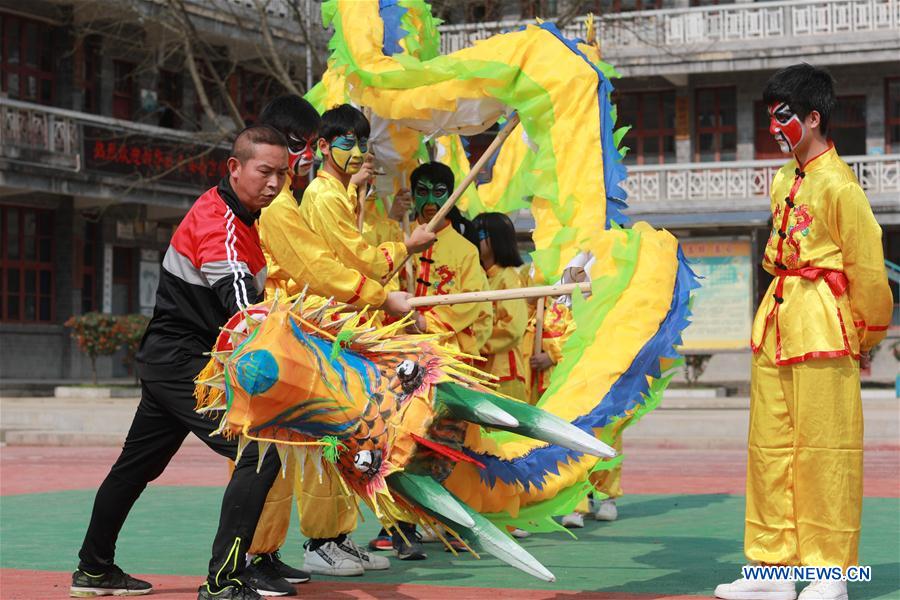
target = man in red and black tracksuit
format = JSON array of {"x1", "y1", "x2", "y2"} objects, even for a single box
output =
[{"x1": 71, "y1": 125, "x2": 292, "y2": 600}]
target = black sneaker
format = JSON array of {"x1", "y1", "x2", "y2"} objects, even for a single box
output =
[
  {"x1": 70, "y1": 566, "x2": 152, "y2": 597},
  {"x1": 261, "y1": 551, "x2": 310, "y2": 584},
  {"x1": 244, "y1": 555, "x2": 296, "y2": 596},
  {"x1": 391, "y1": 525, "x2": 427, "y2": 561},
  {"x1": 198, "y1": 582, "x2": 262, "y2": 600}
]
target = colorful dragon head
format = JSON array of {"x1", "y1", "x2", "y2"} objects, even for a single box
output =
[{"x1": 195, "y1": 290, "x2": 620, "y2": 582}]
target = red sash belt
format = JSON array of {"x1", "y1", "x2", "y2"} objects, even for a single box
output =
[{"x1": 775, "y1": 267, "x2": 849, "y2": 297}]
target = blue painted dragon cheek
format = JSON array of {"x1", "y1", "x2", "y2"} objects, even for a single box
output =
[{"x1": 235, "y1": 349, "x2": 279, "y2": 395}]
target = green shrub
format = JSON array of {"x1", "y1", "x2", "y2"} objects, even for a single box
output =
[{"x1": 64, "y1": 313, "x2": 150, "y2": 384}]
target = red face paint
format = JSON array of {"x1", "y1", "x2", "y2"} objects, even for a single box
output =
[
  {"x1": 768, "y1": 102, "x2": 805, "y2": 154},
  {"x1": 287, "y1": 134, "x2": 316, "y2": 176}
]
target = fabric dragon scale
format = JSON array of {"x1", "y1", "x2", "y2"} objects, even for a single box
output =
[{"x1": 195, "y1": 0, "x2": 699, "y2": 583}]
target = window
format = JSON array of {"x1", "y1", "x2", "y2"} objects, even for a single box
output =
[
  {"x1": 695, "y1": 86, "x2": 736, "y2": 162},
  {"x1": 80, "y1": 222, "x2": 99, "y2": 313},
  {"x1": 1, "y1": 206, "x2": 54, "y2": 322},
  {"x1": 592, "y1": 0, "x2": 662, "y2": 12},
  {"x1": 830, "y1": 96, "x2": 866, "y2": 156},
  {"x1": 616, "y1": 90, "x2": 676, "y2": 165},
  {"x1": 78, "y1": 35, "x2": 102, "y2": 114},
  {"x1": 466, "y1": 1, "x2": 501, "y2": 22},
  {"x1": 887, "y1": 78, "x2": 900, "y2": 154},
  {"x1": 112, "y1": 60, "x2": 136, "y2": 120},
  {"x1": 157, "y1": 69, "x2": 183, "y2": 129},
  {"x1": 231, "y1": 68, "x2": 283, "y2": 124},
  {"x1": 521, "y1": 0, "x2": 558, "y2": 18},
  {"x1": 0, "y1": 13, "x2": 55, "y2": 104},
  {"x1": 112, "y1": 247, "x2": 134, "y2": 314}
]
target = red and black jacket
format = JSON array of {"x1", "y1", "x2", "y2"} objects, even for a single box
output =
[{"x1": 136, "y1": 177, "x2": 267, "y2": 381}]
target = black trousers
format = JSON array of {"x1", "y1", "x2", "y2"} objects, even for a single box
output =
[{"x1": 77, "y1": 377, "x2": 279, "y2": 589}]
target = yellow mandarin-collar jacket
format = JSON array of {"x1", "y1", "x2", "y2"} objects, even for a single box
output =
[
  {"x1": 522, "y1": 300, "x2": 574, "y2": 404},
  {"x1": 361, "y1": 194, "x2": 405, "y2": 294},
  {"x1": 361, "y1": 195, "x2": 404, "y2": 247},
  {"x1": 482, "y1": 264, "x2": 528, "y2": 387},
  {"x1": 413, "y1": 223, "x2": 493, "y2": 357},
  {"x1": 258, "y1": 179, "x2": 387, "y2": 307},
  {"x1": 299, "y1": 171, "x2": 407, "y2": 281},
  {"x1": 750, "y1": 146, "x2": 892, "y2": 364}
]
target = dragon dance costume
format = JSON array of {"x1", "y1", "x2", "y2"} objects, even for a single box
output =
[
  {"x1": 745, "y1": 145, "x2": 892, "y2": 569},
  {"x1": 481, "y1": 264, "x2": 529, "y2": 401},
  {"x1": 194, "y1": 0, "x2": 700, "y2": 581}
]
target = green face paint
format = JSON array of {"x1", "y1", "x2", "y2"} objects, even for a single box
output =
[
  {"x1": 413, "y1": 179, "x2": 450, "y2": 214},
  {"x1": 329, "y1": 134, "x2": 368, "y2": 174}
]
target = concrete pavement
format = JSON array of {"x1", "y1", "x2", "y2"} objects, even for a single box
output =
[{"x1": 2, "y1": 390, "x2": 896, "y2": 449}]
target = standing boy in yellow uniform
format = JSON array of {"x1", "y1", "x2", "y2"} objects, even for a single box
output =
[{"x1": 715, "y1": 64, "x2": 892, "y2": 600}]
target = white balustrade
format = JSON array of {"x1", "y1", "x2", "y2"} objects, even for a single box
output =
[
  {"x1": 624, "y1": 156, "x2": 900, "y2": 208},
  {"x1": 438, "y1": 0, "x2": 899, "y2": 55},
  {"x1": 0, "y1": 103, "x2": 78, "y2": 158}
]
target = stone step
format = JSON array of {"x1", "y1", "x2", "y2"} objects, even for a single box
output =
[{"x1": 0, "y1": 429, "x2": 204, "y2": 446}]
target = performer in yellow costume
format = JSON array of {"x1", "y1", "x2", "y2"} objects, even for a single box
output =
[
  {"x1": 368, "y1": 161, "x2": 493, "y2": 559},
  {"x1": 472, "y1": 212, "x2": 528, "y2": 401},
  {"x1": 298, "y1": 105, "x2": 433, "y2": 285},
  {"x1": 410, "y1": 163, "x2": 493, "y2": 358},
  {"x1": 716, "y1": 65, "x2": 892, "y2": 600}
]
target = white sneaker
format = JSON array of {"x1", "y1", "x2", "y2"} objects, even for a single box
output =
[
  {"x1": 510, "y1": 528, "x2": 530, "y2": 538},
  {"x1": 303, "y1": 541, "x2": 365, "y2": 576},
  {"x1": 561, "y1": 512, "x2": 584, "y2": 528},
  {"x1": 714, "y1": 577, "x2": 797, "y2": 600},
  {"x1": 337, "y1": 537, "x2": 390, "y2": 571},
  {"x1": 594, "y1": 498, "x2": 618, "y2": 521},
  {"x1": 798, "y1": 580, "x2": 848, "y2": 600},
  {"x1": 419, "y1": 526, "x2": 440, "y2": 543}
]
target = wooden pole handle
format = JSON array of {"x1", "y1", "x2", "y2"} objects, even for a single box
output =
[
  {"x1": 385, "y1": 113, "x2": 522, "y2": 282},
  {"x1": 533, "y1": 297, "x2": 545, "y2": 356},
  {"x1": 407, "y1": 281, "x2": 590, "y2": 308}
]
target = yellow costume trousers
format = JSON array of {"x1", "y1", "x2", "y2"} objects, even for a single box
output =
[
  {"x1": 231, "y1": 452, "x2": 358, "y2": 554},
  {"x1": 295, "y1": 450, "x2": 358, "y2": 539},
  {"x1": 576, "y1": 437, "x2": 623, "y2": 513},
  {"x1": 745, "y1": 327, "x2": 862, "y2": 569},
  {"x1": 496, "y1": 379, "x2": 527, "y2": 403}
]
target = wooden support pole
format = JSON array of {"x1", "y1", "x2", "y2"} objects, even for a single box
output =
[
  {"x1": 385, "y1": 113, "x2": 522, "y2": 282},
  {"x1": 533, "y1": 297, "x2": 546, "y2": 356},
  {"x1": 407, "y1": 281, "x2": 590, "y2": 309}
]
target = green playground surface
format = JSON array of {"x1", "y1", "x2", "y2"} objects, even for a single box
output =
[{"x1": 2, "y1": 487, "x2": 898, "y2": 598}]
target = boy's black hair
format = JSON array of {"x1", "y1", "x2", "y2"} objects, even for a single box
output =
[
  {"x1": 411, "y1": 161, "x2": 454, "y2": 191},
  {"x1": 259, "y1": 95, "x2": 320, "y2": 139},
  {"x1": 762, "y1": 63, "x2": 836, "y2": 134},
  {"x1": 472, "y1": 212, "x2": 524, "y2": 268},
  {"x1": 319, "y1": 104, "x2": 370, "y2": 141}
]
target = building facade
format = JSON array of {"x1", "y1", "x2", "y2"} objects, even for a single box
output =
[
  {"x1": 439, "y1": 0, "x2": 900, "y2": 381},
  {"x1": 0, "y1": 0, "x2": 322, "y2": 382},
  {"x1": 1, "y1": 0, "x2": 897, "y2": 384}
]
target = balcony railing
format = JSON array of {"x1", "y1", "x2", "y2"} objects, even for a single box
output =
[
  {"x1": 0, "y1": 98, "x2": 229, "y2": 195},
  {"x1": 623, "y1": 154, "x2": 900, "y2": 210},
  {"x1": 439, "y1": 0, "x2": 900, "y2": 55}
]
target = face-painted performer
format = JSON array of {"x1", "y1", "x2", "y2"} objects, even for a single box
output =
[
  {"x1": 716, "y1": 64, "x2": 893, "y2": 600},
  {"x1": 768, "y1": 101, "x2": 806, "y2": 154}
]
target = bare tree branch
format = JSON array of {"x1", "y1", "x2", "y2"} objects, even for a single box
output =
[
  {"x1": 253, "y1": 0, "x2": 305, "y2": 96},
  {"x1": 287, "y1": 0, "x2": 326, "y2": 77},
  {"x1": 169, "y1": 0, "x2": 245, "y2": 130}
]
